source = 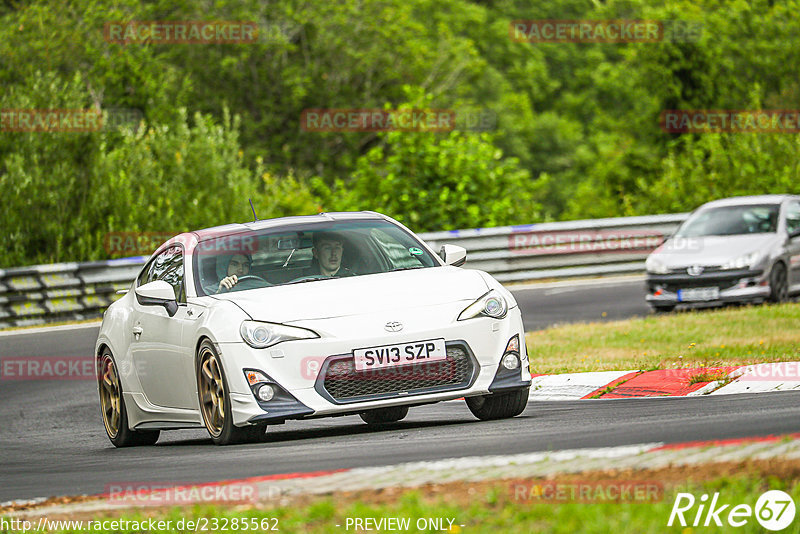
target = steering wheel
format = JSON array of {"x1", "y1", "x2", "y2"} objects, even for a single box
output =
[{"x1": 218, "y1": 275, "x2": 272, "y2": 292}]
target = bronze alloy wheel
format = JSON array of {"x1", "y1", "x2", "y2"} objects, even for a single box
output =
[
  {"x1": 97, "y1": 350, "x2": 159, "y2": 447},
  {"x1": 196, "y1": 341, "x2": 267, "y2": 445},
  {"x1": 198, "y1": 346, "x2": 226, "y2": 437},
  {"x1": 99, "y1": 354, "x2": 122, "y2": 438}
]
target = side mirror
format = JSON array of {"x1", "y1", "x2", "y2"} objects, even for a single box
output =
[
  {"x1": 439, "y1": 244, "x2": 467, "y2": 267},
  {"x1": 789, "y1": 228, "x2": 800, "y2": 239},
  {"x1": 134, "y1": 280, "x2": 178, "y2": 317}
]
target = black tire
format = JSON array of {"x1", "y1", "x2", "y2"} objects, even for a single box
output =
[
  {"x1": 98, "y1": 351, "x2": 160, "y2": 447},
  {"x1": 651, "y1": 305, "x2": 676, "y2": 313},
  {"x1": 768, "y1": 262, "x2": 789, "y2": 303},
  {"x1": 359, "y1": 406, "x2": 409, "y2": 425},
  {"x1": 197, "y1": 340, "x2": 266, "y2": 445},
  {"x1": 466, "y1": 387, "x2": 529, "y2": 421}
]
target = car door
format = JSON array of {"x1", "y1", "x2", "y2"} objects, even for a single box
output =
[
  {"x1": 130, "y1": 245, "x2": 198, "y2": 409},
  {"x1": 784, "y1": 200, "x2": 800, "y2": 291}
]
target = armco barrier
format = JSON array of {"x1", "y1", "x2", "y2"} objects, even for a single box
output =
[
  {"x1": 0, "y1": 213, "x2": 688, "y2": 328},
  {"x1": 0, "y1": 257, "x2": 147, "y2": 329},
  {"x1": 421, "y1": 213, "x2": 688, "y2": 282}
]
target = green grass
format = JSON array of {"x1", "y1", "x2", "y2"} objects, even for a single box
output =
[
  {"x1": 15, "y1": 475, "x2": 800, "y2": 533},
  {"x1": 525, "y1": 302, "x2": 800, "y2": 374}
]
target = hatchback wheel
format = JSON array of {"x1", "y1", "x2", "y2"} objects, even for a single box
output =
[
  {"x1": 197, "y1": 340, "x2": 265, "y2": 445},
  {"x1": 768, "y1": 263, "x2": 788, "y2": 303},
  {"x1": 98, "y1": 351, "x2": 159, "y2": 447}
]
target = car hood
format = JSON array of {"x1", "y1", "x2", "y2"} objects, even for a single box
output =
[
  {"x1": 651, "y1": 234, "x2": 781, "y2": 268},
  {"x1": 210, "y1": 267, "x2": 489, "y2": 322}
]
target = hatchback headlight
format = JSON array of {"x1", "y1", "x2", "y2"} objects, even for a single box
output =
[
  {"x1": 239, "y1": 321, "x2": 319, "y2": 348},
  {"x1": 458, "y1": 289, "x2": 508, "y2": 321},
  {"x1": 645, "y1": 256, "x2": 669, "y2": 274},
  {"x1": 721, "y1": 252, "x2": 760, "y2": 270}
]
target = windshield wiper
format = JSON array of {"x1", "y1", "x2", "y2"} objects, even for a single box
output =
[
  {"x1": 283, "y1": 277, "x2": 328, "y2": 285},
  {"x1": 388, "y1": 266, "x2": 425, "y2": 272}
]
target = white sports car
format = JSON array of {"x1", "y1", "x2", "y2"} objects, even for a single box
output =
[{"x1": 95, "y1": 212, "x2": 531, "y2": 446}]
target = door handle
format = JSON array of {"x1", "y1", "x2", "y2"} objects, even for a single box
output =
[{"x1": 132, "y1": 326, "x2": 143, "y2": 339}]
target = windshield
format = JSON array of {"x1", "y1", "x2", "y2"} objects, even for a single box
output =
[
  {"x1": 193, "y1": 220, "x2": 439, "y2": 295},
  {"x1": 675, "y1": 204, "x2": 780, "y2": 237}
]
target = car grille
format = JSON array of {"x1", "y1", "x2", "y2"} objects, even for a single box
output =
[
  {"x1": 317, "y1": 343, "x2": 476, "y2": 404},
  {"x1": 668, "y1": 266, "x2": 722, "y2": 274},
  {"x1": 648, "y1": 268, "x2": 762, "y2": 293},
  {"x1": 659, "y1": 274, "x2": 742, "y2": 292}
]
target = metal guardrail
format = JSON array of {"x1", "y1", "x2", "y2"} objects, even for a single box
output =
[
  {"x1": 0, "y1": 257, "x2": 147, "y2": 329},
  {"x1": 0, "y1": 213, "x2": 688, "y2": 328},
  {"x1": 422, "y1": 213, "x2": 688, "y2": 282}
]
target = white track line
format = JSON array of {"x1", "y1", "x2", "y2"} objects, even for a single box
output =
[{"x1": 0, "y1": 320, "x2": 102, "y2": 337}]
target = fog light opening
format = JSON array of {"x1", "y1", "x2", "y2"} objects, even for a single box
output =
[
  {"x1": 504, "y1": 334, "x2": 520, "y2": 354},
  {"x1": 257, "y1": 384, "x2": 275, "y2": 402},
  {"x1": 502, "y1": 353, "x2": 520, "y2": 371}
]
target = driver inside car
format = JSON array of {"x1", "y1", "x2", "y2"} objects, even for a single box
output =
[{"x1": 216, "y1": 253, "x2": 252, "y2": 293}]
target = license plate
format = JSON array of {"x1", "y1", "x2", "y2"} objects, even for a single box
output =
[
  {"x1": 678, "y1": 287, "x2": 719, "y2": 302},
  {"x1": 353, "y1": 338, "x2": 446, "y2": 371}
]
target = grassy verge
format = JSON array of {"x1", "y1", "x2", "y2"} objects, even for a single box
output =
[
  {"x1": 14, "y1": 460, "x2": 800, "y2": 533},
  {"x1": 525, "y1": 302, "x2": 800, "y2": 374}
]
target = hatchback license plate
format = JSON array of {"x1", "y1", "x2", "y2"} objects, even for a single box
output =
[
  {"x1": 678, "y1": 287, "x2": 719, "y2": 302},
  {"x1": 353, "y1": 339, "x2": 446, "y2": 371}
]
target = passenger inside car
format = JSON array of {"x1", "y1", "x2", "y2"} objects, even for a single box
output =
[{"x1": 305, "y1": 232, "x2": 355, "y2": 277}]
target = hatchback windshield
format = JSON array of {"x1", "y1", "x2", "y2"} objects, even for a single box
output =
[
  {"x1": 193, "y1": 220, "x2": 439, "y2": 295},
  {"x1": 675, "y1": 204, "x2": 780, "y2": 238}
]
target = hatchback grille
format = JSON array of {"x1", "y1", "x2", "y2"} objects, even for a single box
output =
[
  {"x1": 668, "y1": 265, "x2": 722, "y2": 274},
  {"x1": 660, "y1": 277, "x2": 739, "y2": 292},
  {"x1": 317, "y1": 343, "x2": 476, "y2": 404}
]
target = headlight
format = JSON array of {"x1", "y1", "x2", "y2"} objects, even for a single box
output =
[
  {"x1": 721, "y1": 252, "x2": 760, "y2": 270},
  {"x1": 458, "y1": 289, "x2": 508, "y2": 321},
  {"x1": 645, "y1": 256, "x2": 669, "y2": 274},
  {"x1": 239, "y1": 321, "x2": 319, "y2": 348}
]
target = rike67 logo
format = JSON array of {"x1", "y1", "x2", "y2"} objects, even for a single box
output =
[{"x1": 668, "y1": 490, "x2": 795, "y2": 531}]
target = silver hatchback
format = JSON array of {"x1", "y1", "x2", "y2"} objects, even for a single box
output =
[{"x1": 645, "y1": 195, "x2": 800, "y2": 311}]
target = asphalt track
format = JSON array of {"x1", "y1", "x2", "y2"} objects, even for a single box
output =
[{"x1": 2, "y1": 276, "x2": 799, "y2": 502}]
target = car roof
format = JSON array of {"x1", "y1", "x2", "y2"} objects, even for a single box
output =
[
  {"x1": 698, "y1": 194, "x2": 800, "y2": 209},
  {"x1": 191, "y1": 211, "x2": 388, "y2": 241}
]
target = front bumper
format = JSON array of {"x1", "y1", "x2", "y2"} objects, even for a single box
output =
[
  {"x1": 646, "y1": 268, "x2": 769, "y2": 306},
  {"x1": 217, "y1": 306, "x2": 530, "y2": 426}
]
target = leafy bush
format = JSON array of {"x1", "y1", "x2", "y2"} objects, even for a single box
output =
[
  {"x1": 2, "y1": 0, "x2": 800, "y2": 266},
  {"x1": 324, "y1": 129, "x2": 541, "y2": 231},
  {"x1": 0, "y1": 73, "x2": 260, "y2": 266}
]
